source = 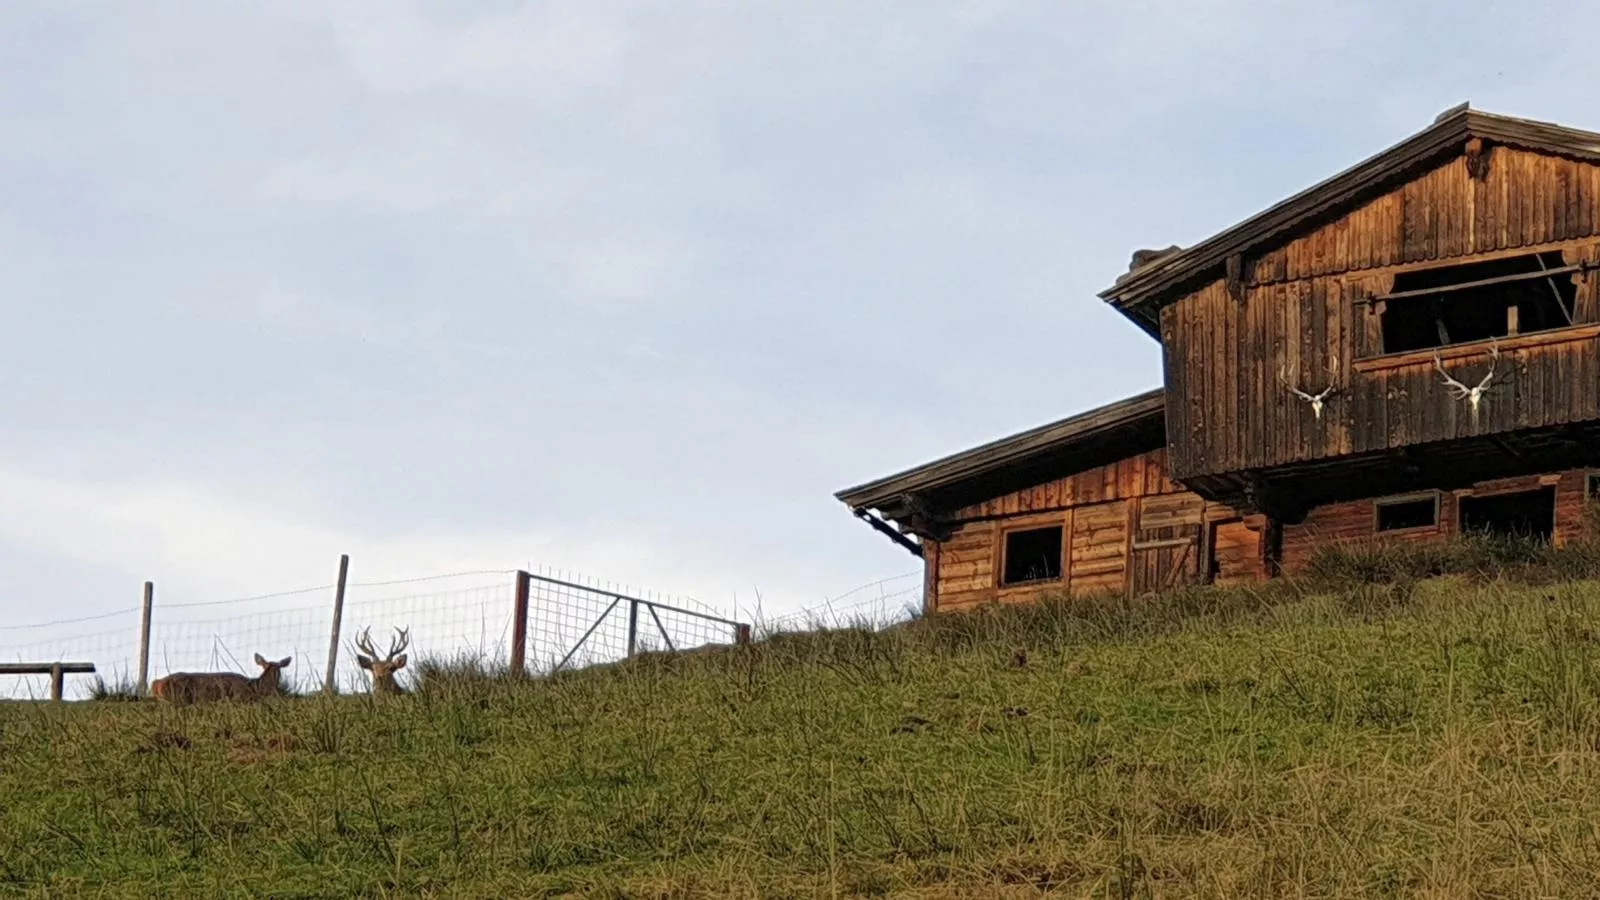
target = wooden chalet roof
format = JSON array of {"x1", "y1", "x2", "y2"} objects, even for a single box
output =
[
  {"x1": 1100, "y1": 105, "x2": 1600, "y2": 336},
  {"x1": 835, "y1": 387, "x2": 1165, "y2": 519}
]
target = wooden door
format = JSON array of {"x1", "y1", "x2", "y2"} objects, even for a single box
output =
[{"x1": 1131, "y1": 495, "x2": 1205, "y2": 596}]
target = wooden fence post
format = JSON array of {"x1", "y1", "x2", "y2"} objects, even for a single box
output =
[
  {"x1": 736, "y1": 623, "x2": 752, "y2": 646},
  {"x1": 49, "y1": 663, "x2": 64, "y2": 703},
  {"x1": 137, "y1": 581, "x2": 154, "y2": 697},
  {"x1": 626, "y1": 599, "x2": 640, "y2": 658},
  {"x1": 323, "y1": 554, "x2": 350, "y2": 694},
  {"x1": 510, "y1": 570, "x2": 531, "y2": 677}
]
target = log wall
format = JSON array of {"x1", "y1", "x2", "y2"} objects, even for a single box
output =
[{"x1": 928, "y1": 449, "x2": 1262, "y2": 611}]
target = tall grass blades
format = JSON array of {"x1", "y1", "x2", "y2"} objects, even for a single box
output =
[{"x1": 8, "y1": 539, "x2": 1600, "y2": 895}]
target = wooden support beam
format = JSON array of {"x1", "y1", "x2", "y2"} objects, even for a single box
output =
[
  {"x1": 1225, "y1": 253, "x2": 1246, "y2": 303},
  {"x1": 1490, "y1": 437, "x2": 1525, "y2": 460},
  {"x1": 1368, "y1": 264, "x2": 1587, "y2": 304},
  {"x1": 0, "y1": 662, "x2": 97, "y2": 675},
  {"x1": 1262, "y1": 518, "x2": 1284, "y2": 579},
  {"x1": 855, "y1": 509, "x2": 924, "y2": 558},
  {"x1": 0, "y1": 662, "x2": 96, "y2": 703},
  {"x1": 1536, "y1": 252, "x2": 1576, "y2": 325},
  {"x1": 1464, "y1": 137, "x2": 1491, "y2": 181}
]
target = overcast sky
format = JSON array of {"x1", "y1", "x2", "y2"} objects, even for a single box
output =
[{"x1": 3, "y1": 1, "x2": 1598, "y2": 625}]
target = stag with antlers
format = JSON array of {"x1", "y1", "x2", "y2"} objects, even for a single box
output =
[
  {"x1": 354, "y1": 627, "x2": 410, "y2": 695},
  {"x1": 1277, "y1": 353, "x2": 1339, "y2": 421},
  {"x1": 1433, "y1": 338, "x2": 1499, "y2": 417}
]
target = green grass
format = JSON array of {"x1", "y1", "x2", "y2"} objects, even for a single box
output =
[{"x1": 14, "y1": 567, "x2": 1600, "y2": 895}]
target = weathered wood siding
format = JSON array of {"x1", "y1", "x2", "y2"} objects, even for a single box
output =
[
  {"x1": 1248, "y1": 147, "x2": 1600, "y2": 283},
  {"x1": 1162, "y1": 146, "x2": 1600, "y2": 482},
  {"x1": 929, "y1": 449, "x2": 1261, "y2": 611},
  {"x1": 1280, "y1": 468, "x2": 1595, "y2": 573},
  {"x1": 949, "y1": 449, "x2": 1184, "y2": 519}
]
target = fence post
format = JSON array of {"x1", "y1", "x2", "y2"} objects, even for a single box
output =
[
  {"x1": 736, "y1": 623, "x2": 752, "y2": 646},
  {"x1": 49, "y1": 663, "x2": 64, "y2": 703},
  {"x1": 323, "y1": 554, "x2": 350, "y2": 694},
  {"x1": 137, "y1": 581, "x2": 154, "y2": 697},
  {"x1": 510, "y1": 570, "x2": 531, "y2": 677},
  {"x1": 626, "y1": 599, "x2": 640, "y2": 658}
]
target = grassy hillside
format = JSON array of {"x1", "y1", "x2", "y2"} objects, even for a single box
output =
[{"x1": 9, "y1": 550, "x2": 1600, "y2": 896}]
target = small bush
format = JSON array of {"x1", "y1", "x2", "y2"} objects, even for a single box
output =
[
  {"x1": 414, "y1": 653, "x2": 515, "y2": 695},
  {"x1": 87, "y1": 676, "x2": 142, "y2": 703}
]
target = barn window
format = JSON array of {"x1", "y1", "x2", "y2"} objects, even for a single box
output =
[
  {"x1": 1379, "y1": 251, "x2": 1576, "y2": 354},
  {"x1": 1001, "y1": 526, "x2": 1063, "y2": 586},
  {"x1": 1459, "y1": 487, "x2": 1556, "y2": 542},
  {"x1": 1375, "y1": 494, "x2": 1438, "y2": 532},
  {"x1": 1588, "y1": 473, "x2": 1600, "y2": 502}
]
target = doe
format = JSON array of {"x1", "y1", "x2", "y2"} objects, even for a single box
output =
[{"x1": 150, "y1": 654, "x2": 293, "y2": 705}]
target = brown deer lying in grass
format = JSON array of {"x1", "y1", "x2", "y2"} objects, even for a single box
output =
[
  {"x1": 355, "y1": 627, "x2": 409, "y2": 695},
  {"x1": 150, "y1": 654, "x2": 293, "y2": 705}
]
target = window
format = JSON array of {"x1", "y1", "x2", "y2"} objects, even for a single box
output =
[
  {"x1": 1588, "y1": 473, "x2": 1600, "y2": 502},
  {"x1": 1379, "y1": 251, "x2": 1577, "y2": 354},
  {"x1": 1001, "y1": 526, "x2": 1063, "y2": 586},
  {"x1": 1459, "y1": 487, "x2": 1556, "y2": 542},
  {"x1": 1375, "y1": 494, "x2": 1439, "y2": 532}
]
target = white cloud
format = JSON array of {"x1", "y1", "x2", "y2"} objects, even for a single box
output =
[{"x1": 0, "y1": 459, "x2": 856, "y2": 623}]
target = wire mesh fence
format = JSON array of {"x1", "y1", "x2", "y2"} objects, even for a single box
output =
[
  {"x1": 0, "y1": 607, "x2": 144, "y2": 701},
  {"x1": 333, "y1": 573, "x2": 516, "y2": 693},
  {"x1": 0, "y1": 564, "x2": 781, "y2": 700},
  {"x1": 0, "y1": 561, "x2": 927, "y2": 701},
  {"x1": 758, "y1": 570, "x2": 923, "y2": 634},
  {"x1": 524, "y1": 572, "x2": 748, "y2": 673}
]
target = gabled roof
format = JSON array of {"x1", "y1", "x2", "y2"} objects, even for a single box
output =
[
  {"x1": 1099, "y1": 105, "x2": 1600, "y2": 335},
  {"x1": 835, "y1": 387, "x2": 1165, "y2": 519}
]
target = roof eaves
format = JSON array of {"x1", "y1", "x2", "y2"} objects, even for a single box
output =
[{"x1": 834, "y1": 388, "x2": 1165, "y2": 512}]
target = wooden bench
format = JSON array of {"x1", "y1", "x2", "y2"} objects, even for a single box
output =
[{"x1": 0, "y1": 662, "x2": 97, "y2": 702}]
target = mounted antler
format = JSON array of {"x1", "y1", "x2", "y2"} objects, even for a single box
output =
[
  {"x1": 1433, "y1": 338, "x2": 1499, "y2": 416},
  {"x1": 1277, "y1": 352, "x2": 1339, "y2": 420},
  {"x1": 354, "y1": 626, "x2": 410, "y2": 695}
]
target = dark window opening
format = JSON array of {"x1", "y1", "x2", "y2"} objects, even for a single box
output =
[
  {"x1": 1376, "y1": 495, "x2": 1438, "y2": 532},
  {"x1": 1001, "y1": 526, "x2": 1063, "y2": 585},
  {"x1": 1459, "y1": 487, "x2": 1556, "y2": 542},
  {"x1": 1380, "y1": 252, "x2": 1576, "y2": 354},
  {"x1": 1588, "y1": 473, "x2": 1600, "y2": 502}
]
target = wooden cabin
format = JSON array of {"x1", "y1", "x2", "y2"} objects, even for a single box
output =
[
  {"x1": 835, "y1": 392, "x2": 1267, "y2": 613},
  {"x1": 838, "y1": 105, "x2": 1600, "y2": 611}
]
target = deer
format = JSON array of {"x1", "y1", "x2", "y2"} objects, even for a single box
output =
[
  {"x1": 1278, "y1": 352, "x2": 1340, "y2": 421},
  {"x1": 354, "y1": 626, "x2": 410, "y2": 695},
  {"x1": 1433, "y1": 337, "x2": 1499, "y2": 417},
  {"x1": 150, "y1": 654, "x2": 293, "y2": 705}
]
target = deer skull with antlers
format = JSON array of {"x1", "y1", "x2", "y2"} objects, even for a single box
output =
[
  {"x1": 1432, "y1": 338, "x2": 1499, "y2": 416},
  {"x1": 1277, "y1": 353, "x2": 1339, "y2": 420},
  {"x1": 354, "y1": 626, "x2": 410, "y2": 695}
]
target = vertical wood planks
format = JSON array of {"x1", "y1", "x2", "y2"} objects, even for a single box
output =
[{"x1": 1166, "y1": 143, "x2": 1600, "y2": 483}]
